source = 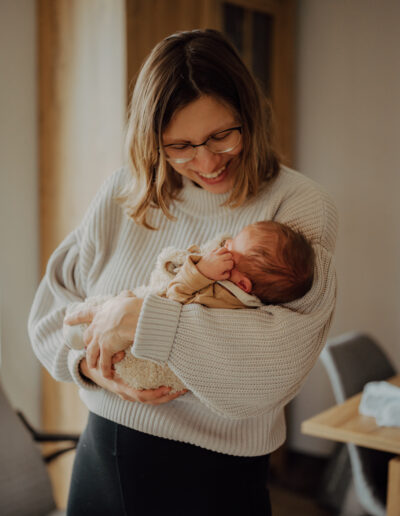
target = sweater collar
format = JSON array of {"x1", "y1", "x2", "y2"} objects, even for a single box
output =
[{"x1": 175, "y1": 177, "x2": 232, "y2": 216}]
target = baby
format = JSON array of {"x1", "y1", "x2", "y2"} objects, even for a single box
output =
[
  {"x1": 169, "y1": 220, "x2": 315, "y2": 307},
  {"x1": 64, "y1": 221, "x2": 315, "y2": 391}
]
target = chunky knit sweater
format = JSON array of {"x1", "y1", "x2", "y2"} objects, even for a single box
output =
[{"x1": 28, "y1": 166, "x2": 337, "y2": 456}]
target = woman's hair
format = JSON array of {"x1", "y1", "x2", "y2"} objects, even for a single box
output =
[
  {"x1": 237, "y1": 221, "x2": 315, "y2": 304},
  {"x1": 121, "y1": 29, "x2": 280, "y2": 229}
]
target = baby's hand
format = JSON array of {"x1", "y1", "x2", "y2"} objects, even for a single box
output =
[{"x1": 196, "y1": 247, "x2": 234, "y2": 281}]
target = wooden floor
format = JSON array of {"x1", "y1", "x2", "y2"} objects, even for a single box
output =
[
  {"x1": 268, "y1": 450, "x2": 337, "y2": 516},
  {"x1": 270, "y1": 484, "x2": 334, "y2": 516}
]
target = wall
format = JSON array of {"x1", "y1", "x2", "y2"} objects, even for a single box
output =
[
  {"x1": 288, "y1": 0, "x2": 400, "y2": 454},
  {"x1": 0, "y1": 0, "x2": 40, "y2": 425}
]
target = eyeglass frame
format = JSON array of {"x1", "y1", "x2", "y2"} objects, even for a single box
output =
[{"x1": 161, "y1": 126, "x2": 242, "y2": 164}]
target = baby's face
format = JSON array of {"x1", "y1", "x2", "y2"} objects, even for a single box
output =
[{"x1": 224, "y1": 226, "x2": 255, "y2": 266}]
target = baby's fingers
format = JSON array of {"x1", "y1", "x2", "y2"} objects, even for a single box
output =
[
  {"x1": 221, "y1": 256, "x2": 234, "y2": 270},
  {"x1": 215, "y1": 247, "x2": 231, "y2": 256},
  {"x1": 223, "y1": 255, "x2": 234, "y2": 265}
]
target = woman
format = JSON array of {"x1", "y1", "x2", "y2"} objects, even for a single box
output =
[{"x1": 29, "y1": 29, "x2": 337, "y2": 515}]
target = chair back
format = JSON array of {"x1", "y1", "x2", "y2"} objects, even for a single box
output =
[
  {"x1": 0, "y1": 381, "x2": 57, "y2": 516},
  {"x1": 321, "y1": 331, "x2": 396, "y2": 402},
  {"x1": 320, "y1": 332, "x2": 396, "y2": 516}
]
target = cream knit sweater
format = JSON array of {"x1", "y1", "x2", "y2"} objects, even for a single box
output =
[{"x1": 28, "y1": 166, "x2": 337, "y2": 456}]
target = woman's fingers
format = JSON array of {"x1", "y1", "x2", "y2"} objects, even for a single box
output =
[
  {"x1": 86, "y1": 340, "x2": 100, "y2": 369},
  {"x1": 148, "y1": 389, "x2": 188, "y2": 405},
  {"x1": 134, "y1": 386, "x2": 172, "y2": 402},
  {"x1": 119, "y1": 290, "x2": 136, "y2": 298},
  {"x1": 139, "y1": 386, "x2": 188, "y2": 404},
  {"x1": 83, "y1": 326, "x2": 93, "y2": 347},
  {"x1": 112, "y1": 351, "x2": 125, "y2": 364},
  {"x1": 64, "y1": 307, "x2": 96, "y2": 326},
  {"x1": 99, "y1": 347, "x2": 114, "y2": 379},
  {"x1": 113, "y1": 382, "x2": 188, "y2": 404},
  {"x1": 72, "y1": 295, "x2": 143, "y2": 375},
  {"x1": 86, "y1": 335, "x2": 116, "y2": 378}
]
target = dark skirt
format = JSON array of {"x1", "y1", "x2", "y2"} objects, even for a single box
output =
[{"x1": 67, "y1": 412, "x2": 272, "y2": 516}]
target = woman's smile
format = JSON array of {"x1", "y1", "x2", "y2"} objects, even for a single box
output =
[{"x1": 196, "y1": 164, "x2": 226, "y2": 180}]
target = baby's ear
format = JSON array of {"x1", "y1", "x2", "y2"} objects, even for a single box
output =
[{"x1": 237, "y1": 277, "x2": 252, "y2": 293}]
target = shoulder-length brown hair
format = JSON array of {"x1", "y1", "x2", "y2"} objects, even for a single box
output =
[{"x1": 121, "y1": 29, "x2": 280, "y2": 229}]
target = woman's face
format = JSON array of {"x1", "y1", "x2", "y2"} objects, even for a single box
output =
[{"x1": 162, "y1": 95, "x2": 243, "y2": 194}]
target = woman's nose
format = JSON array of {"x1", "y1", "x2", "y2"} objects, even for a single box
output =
[{"x1": 192, "y1": 146, "x2": 222, "y2": 174}]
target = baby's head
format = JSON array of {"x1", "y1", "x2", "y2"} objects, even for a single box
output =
[{"x1": 224, "y1": 221, "x2": 315, "y2": 304}]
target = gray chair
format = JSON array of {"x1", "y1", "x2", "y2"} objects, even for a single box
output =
[
  {"x1": 320, "y1": 332, "x2": 396, "y2": 516},
  {"x1": 0, "y1": 381, "x2": 79, "y2": 516}
]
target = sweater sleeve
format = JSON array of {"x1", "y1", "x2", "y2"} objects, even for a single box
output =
[
  {"x1": 28, "y1": 169, "x2": 126, "y2": 389},
  {"x1": 133, "y1": 174, "x2": 338, "y2": 420}
]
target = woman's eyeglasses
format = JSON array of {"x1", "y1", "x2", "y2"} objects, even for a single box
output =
[{"x1": 162, "y1": 126, "x2": 242, "y2": 164}]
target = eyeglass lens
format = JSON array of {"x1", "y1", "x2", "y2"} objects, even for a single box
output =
[{"x1": 164, "y1": 127, "x2": 241, "y2": 163}]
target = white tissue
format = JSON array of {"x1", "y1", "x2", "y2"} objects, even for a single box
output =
[{"x1": 359, "y1": 381, "x2": 400, "y2": 427}]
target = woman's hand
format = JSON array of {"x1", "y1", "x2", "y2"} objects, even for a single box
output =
[
  {"x1": 64, "y1": 291, "x2": 143, "y2": 379},
  {"x1": 80, "y1": 357, "x2": 188, "y2": 405}
]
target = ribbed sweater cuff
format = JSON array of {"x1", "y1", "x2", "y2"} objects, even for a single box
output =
[
  {"x1": 132, "y1": 294, "x2": 182, "y2": 365},
  {"x1": 68, "y1": 348, "x2": 101, "y2": 391}
]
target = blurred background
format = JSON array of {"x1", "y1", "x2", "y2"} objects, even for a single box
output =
[{"x1": 1, "y1": 0, "x2": 399, "y2": 512}]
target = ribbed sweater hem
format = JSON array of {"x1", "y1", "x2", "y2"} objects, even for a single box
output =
[{"x1": 80, "y1": 388, "x2": 286, "y2": 457}]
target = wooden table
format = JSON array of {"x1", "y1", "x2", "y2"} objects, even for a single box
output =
[{"x1": 301, "y1": 375, "x2": 400, "y2": 516}]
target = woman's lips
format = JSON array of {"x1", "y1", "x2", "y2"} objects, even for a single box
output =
[{"x1": 194, "y1": 164, "x2": 229, "y2": 184}]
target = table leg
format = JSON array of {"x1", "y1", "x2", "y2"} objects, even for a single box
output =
[{"x1": 387, "y1": 456, "x2": 400, "y2": 516}]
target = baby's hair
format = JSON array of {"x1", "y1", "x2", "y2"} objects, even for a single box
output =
[{"x1": 237, "y1": 221, "x2": 315, "y2": 304}]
